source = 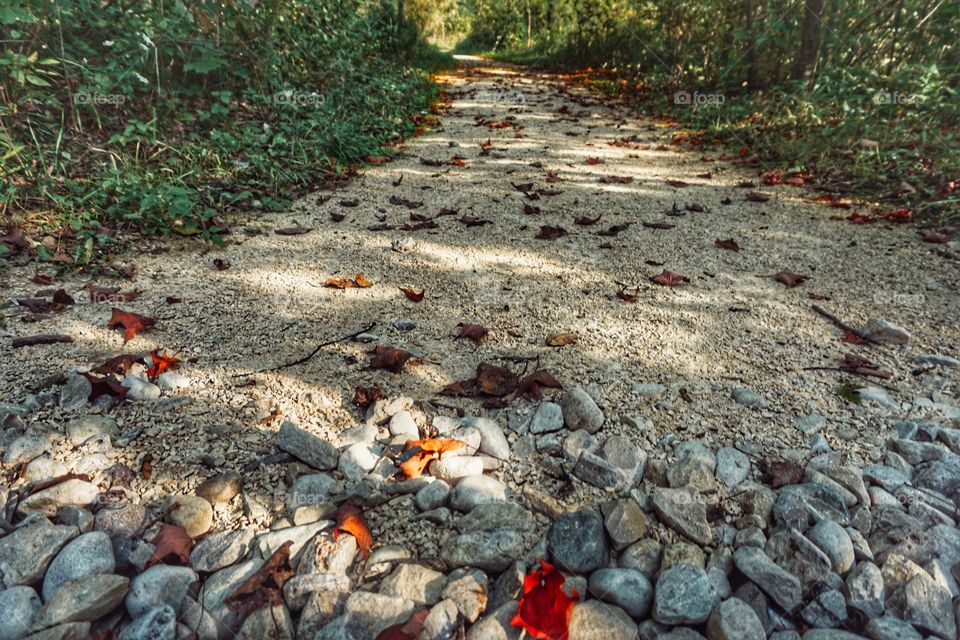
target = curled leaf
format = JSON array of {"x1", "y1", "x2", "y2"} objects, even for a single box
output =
[
  {"x1": 398, "y1": 438, "x2": 465, "y2": 479},
  {"x1": 456, "y1": 323, "x2": 488, "y2": 344},
  {"x1": 334, "y1": 500, "x2": 373, "y2": 557},
  {"x1": 399, "y1": 287, "x2": 425, "y2": 302},
  {"x1": 369, "y1": 346, "x2": 413, "y2": 373},
  {"x1": 651, "y1": 270, "x2": 690, "y2": 286},
  {"x1": 773, "y1": 270, "x2": 809, "y2": 288},
  {"x1": 145, "y1": 524, "x2": 192, "y2": 569},
  {"x1": 107, "y1": 308, "x2": 155, "y2": 343}
]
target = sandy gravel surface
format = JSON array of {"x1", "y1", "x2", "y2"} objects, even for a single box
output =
[{"x1": 2, "y1": 57, "x2": 958, "y2": 540}]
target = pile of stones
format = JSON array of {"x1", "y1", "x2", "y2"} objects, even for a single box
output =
[{"x1": 1, "y1": 385, "x2": 959, "y2": 639}]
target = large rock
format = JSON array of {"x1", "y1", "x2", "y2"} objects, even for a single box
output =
[
  {"x1": 807, "y1": 520, "x2": 854, "y2": 574},
  {"x1": 733, "y1": 546, "x2": 802, "y2": 611},
  {"x1": 195, "y1": 473, "x2": 242, "y2": 504},
  {"x1": 588, "y1": 568, "x2": 653, "y2": 618},
  {"x1": 126, "y1": 565, "x2": 198, "y2": 618},
  {"x1": 16, "y1": 480, "x2": 99, "y2": 517},
  {"x1": 560, "y1": 389, "x2": 605, "y2": 433},
  {"x1": 863, "y1": 319, "x2": 911, "y2": 345},
  {"x1": 547, "y1": 510, "x2": 609, "y2": 574},
  {"x1": 166, "y1": 496, "x2": 213, "y2": 538},
  {"x1": 341, "y1": 591, "x2": 416, "y2": 637},
  {"x1": 706, "y1": 597, "x2": 765, "y2": 640},
  {"x1": 0, "y1": 586, "x2": 41, "y2": 640},
  {"x1": 65, "y1": 416, "x2": 118, "y2": 447},
  {"x1": 442, "y1": 531, "x2": 525, "y2": 572},
  {"x1": 567, "y1": 601, "x2": 637, "y2": 640},
  {"x1": 379, "y1": 564, "x2": 446, "y2": 605},
  {"x1": 715, "y1": 448, "x2": 750, "y2": 488},
  {"x1": 651, "y1": 487, "x2": 713, "y2": 545},
  {"x1": 463, "y1": 417, "x2": 510, "y2": 461},
  {"x1": 449, "y1": 475, "x2": 509, "y2": 512},
  {"x1": 42, "y1": 531, "x2": 115, "y2": 601},
  {"x1": 236, "y1": 604, "x2": 294, "y2": 639},
  {"x1": 653, "y1": 563, "x2": 718, "y2": 625},
  {"x1": 442, "y1": 568, "x2": 488, "y2": 623},
  {"x1": 0, "y1": 515, "x2": 77, "y2": 587},
  {"x1": 31, "y1": 574, "x2": 129, "y2": 629},
  {"x1": 886, "y1": 571, "x2": 956, "y2": 639},
  {"x1": 118, "y1": 605, "x2": 177, "y2": 640},
  {"x1": 275, "y1": 421, "x2": 338, "y2": 470},
  {"x1": 189, "y1": 529, "x2": 254, "y2": 573},
  {"x1": 602, "y1": 499, "x2": 647, "y2": 551}
]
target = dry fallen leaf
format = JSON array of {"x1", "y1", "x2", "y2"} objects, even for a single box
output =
[
  {"x1": 398, "y1": 438, "x2": 466, "y2": 479},
  {"x1": 399, "y1": 287, "x2": 425, "y2": 302},
  {"x1": 650, "y1": 270, "x2": 690, "y2": 286},
  {"x1": 225, "y1": 541, "x2": 294, "y2": 614},
  {"x1": 90, "y1": 354, "x2": 144, "y2": 376},
  {"x1": 536, "y1": 225, "x2": 568, "y2": 240},
  {"x1": 574, "y1": 215, "x2": 602, "y2": 226},
  {"x1": 82, "y1": 373, "x2": 129, "y2": 402},
  {"x1": 456, "y1": 323, "x2": 488, "y2": 345},
  {"x1": 107, "y1": 308, "x2": 155, "y2": 343},
  {"x1": 145, "y1": 524, "x2": 192, "y2": 569},
  {"x1": 443, "y1": 362, "x2": 520, "y2": 398},
  {"x1": 334, "y1": 500, "x2": 373, "y2": 557},
  {"x1": 714, "y1": 238, "x2": 741, "y2": 252},
  {"x1": 325, "y1": 273, "x2": 374, "y2": 289},
  {"x1": 545, "y1": 332, "x2": 577, "y2": 347},
  {"x1": 763, "y1": 459, "x2": 804, "y2": 489},
  {"x1": 666, "y1": 179, "x2": 689, "y2": 188},
  {"x1": 375, "y1": 610, "x2": 430, "y2": 640},
  {"x1": 146, "y1": 350, "x2": 180, "y2": 381},
  {"x1": 515, "y1": 370, "x2": 563, "y2": 399},
  {"x1": 369, "y1": 346, "x2": 414, "y2": 373},
  {"x1": 773, "y1": 270, "x2": 810, "y2": 288}
]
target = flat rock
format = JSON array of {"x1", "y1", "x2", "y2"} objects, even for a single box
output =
[
  {"x1": 864, "y1": 615, "x2": 924, "y2": 640},
  {"x1": 0, "y1": 515, "x2": 77, "y2": 587},
  {"x1": 24, "y1": 622, "x2": 90, "y2": 640},
  {"x1": 588, "y1": 567, "x2": 653, "y2": 618},
  {"x1": 653, "y1": 563, "x2": 718, "y2": 624},
  {"x1": 0, "y1": 585, "x2": 41, "y2": 640},
  {"x1": 845, "y1": 561, "x2": 885, "y2": 618},
  {"x1": 126, "y1": 565, "x2": 198, "y2": 618},
  {"x1": 275, "y1": 421, "x2": 338, "y2": 470},
  {"x1": 338, "y1": 442, "x2": 380, "y2": 482},
  {"x1": 17, "y1": 479, "x2": 99, "y2": 518},
  {"x1": 886, "y1": 571, "x2": 955, "y2": 639},
  {"x1": 706, "y1": 597, "x2": 765, "y2": 640},
  {"x1": 42, "y1": 531, "x2": 114, "y2": 601},
  {"x1": 59, "y1": 374, "x2": 92, "y2": 410},
  {"x1": 863, "y1": 319, "x2": 911, "y2": 345},
  {"x1": 429, "y1": 456, "x2": 484, "y2": 484},
  {"x1": 602, "y1": 498, "x2": 647, "y2": 551},
  {"x1": 189, "y1": 529, "x2": 254, "y2": 573},
  {"x1": 548, "y1": 509, "x2": 609, "y2": 574},
  {"x1": 716, "y1": 447, "x2": 750, "y2": 488},
  {"x1": 560, "y1": 388, "x2": 605, "y2": 433},
  {"x1": 528, "y1": 402, "x2": 564, "y2": 434},
  {"x1": 379, "y1": 563, "x2": 446, "y2": 605},
  {"x1": 341, "y1": 591, "x2": 416, "y2": 637},
  {"x1": 465, "y1": 601, "x2": 519, "y2": 640},
  {"x1": 567, "y1": 601, "x2": 638, "y2": 640},
  {"x1": 442, "y1": 530, "x2": 525, "y2": 572},
  {"x1": 448, "y1": 475, "x2": 508, "y2": 512},
  {"x1": 733, "y1": 546, "x2": 802, "y2": 611},
  {"x1": 65, "y1": 416, "x2": 118, "y2": 447},
  {"x1": 32, "y1": 574, "x2": 128, "y2": 629},
  {"x1": 236, "y1": 604, "x2": 293, "y2": 639},
  {"x1": 651, "y1": 487, "x2": 713, "y2": 545},
  {"x1": 195, "y1": 473, "x2": 242, "y2": 504}
]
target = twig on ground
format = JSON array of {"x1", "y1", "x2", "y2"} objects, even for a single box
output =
[
  {"x1": 234, "y1": 322, "x2": 376, "y2": 376},
  {"x1": 810, "y1": 305, "x2": 880, "y2": 345}
]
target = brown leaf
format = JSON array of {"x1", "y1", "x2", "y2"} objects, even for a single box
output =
[
  {"x1": 52, "y1": 289, "x2": 75, "y2": 305},
  {"x1": 225, "y1": 541, "x2": 295, "y2": 614},
  {"x1": 399, "y1": 287, "x2": 425, "y2": 302},
  {"x1": 745, "y1": 191, "x2": 770, "y2": 203},
  {"x1": 511, "y1": 182, "x2": 535, "y2": 194},
  {"x1": 107, "y1": 308, "x2": 155, "y2": 343},
  {"x1": 536, "y1": 225, "x2": 568, "y2": 240},
  {"x1": 443, "y1": 362, "x2": 519, "y2": 398},
  {"x1": 666, "y1": 179, "x2": 689, "y2": 188},
  {"x1": 598, "y1": 223, "x2": 632, "y2": 237},
  {"x1": 515, "y1": 370, "x2": 563, "y2": 399},
  {"x1": 460, "y1": 215, "x2": 490, "y2": 227},
  {"x1": 353, "y1": 386, "x2": 383, "y2": 411},
  {"x1": 398, "y1": 438, "x2": 466, "y2": 479},
  {"x1": 599, "y1": 175, "x2": 633, "y2": 184},
  {"x1": 325, "y1": 273, "x2": 374, "y2": 289},
  {"x1": 617, "y1": 286, "x2": 640, "y2": 302},
  {"x1": 545, "y1": 332, "x2": 577, "y2": 347},
  {"x1": 82, "y1": 373, "x2": 128, "y2": 402},
  {"x1": 574, "y1": 215, "x2": 602, "y2": 226},
  {"x1": 369, "y1": 346, "x2": 413, "y2": 373},
  {"x1": 840, "y1": 353, "x2": 891, "y2": 379},
  {"x1": 90, "y1": 354, "x2": 145, "y2": 376},
  {"x1": 773, "y1": 270, "x2": 809, "y2": 288},
  {"x1": 585, "y1": 156, "x2": 603, "y2": 165},
  {"x1": 642, "y1": 221, "x2": 674, "y2": 230},
  {"x1": 375, "y1": 610, "x2": 430, "y2": 640},
  {"x1": 145, "y1": 524, "x2": 193, "y2": 569},
  {"x1": 334, "y1": 500, "x2": 373, "y2": 557},
  {"x1": 714, "y1": 238, "x2": 741, "y2": 252},
  {"x1": 456, "y1": 323, "x2": 488, "y2": 344},
  {"x1": 274, "y1": 227, "x2": 312, "y2": 236},
  {"x1": 213, "y1": 258, "x2": 231, "y2": 271},
  {"x1": 12, "y1": 334, "x2": 74, "y2": 348},
  {"x1": 763, "y1": 460, "x2": 803, "y2": 489},
  {"x1": 389, "y1": 195, "x2": 424, "y2": 209},
  {"x1": 330, "y1": 212, "x2": 346, "y2": 222},
  {"x1": 523, "y1": 203, "x2": 541, "y2": 215},
  {"x1": 650, "y1": 270, "x2": 690, "y2": 286}
]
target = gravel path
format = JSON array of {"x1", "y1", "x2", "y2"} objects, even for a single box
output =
[{"x1": 2, "y1": 56, "x2": 958, "y2": 531}]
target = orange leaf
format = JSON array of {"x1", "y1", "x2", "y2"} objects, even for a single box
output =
[
  {"x1": 398, "y1": 438, "x2": 465, "y2": 479},
  {"x1": 146, "y1": 349, "x2": 180, "y2": 381},
  {"x1": 145, "y1": 524, "x2": 192, "y2": 569},
  {"x1": 325, "y1": 273, "x2": 374, "y2": 289},
  {"x1": 107, "y1": 308, "x2": 155, "y2": 343},
  {"x1": 511, "y1": 559, "x2": 579, "y2": 640},
  {"x1": 334, "y1": 500, "x2": 373, "y2": 557},
  {"x1": 399, "y1": 287, "x2": 425, "y2": 302}
]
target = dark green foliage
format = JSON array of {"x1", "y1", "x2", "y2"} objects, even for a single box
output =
[{"x1": 1, "y1": 0, "x2": 447, "y2": 251}]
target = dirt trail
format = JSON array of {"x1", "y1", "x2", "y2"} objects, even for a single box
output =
[{"x1": 2, "y1": 57, "x2": 958, "y2": 537}]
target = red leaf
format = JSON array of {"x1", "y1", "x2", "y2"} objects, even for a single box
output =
[
  {"x1": 715, "y1": 238, "x2": 741, "y2": 252},
  {"x1": 761, "y1": 171, "x2": 781, "y2": 185},
  {"x1": 90, "y1": 354, "x2": 144, "y2": 376},
  {"x1": 651, "y1": 270, "x2": 690, "y2": 286},
  {"x1": 511, "y1": 560, "x2": 579, "y2": 640},
  {"x1": 146, "y1": 350, "x2": 180, "y2": 381},
  {"x1": 773, "y1": 270, "x2": 809, "y2": 288},
  {"x1": 334, "y1": 500, "x2": 373, "y2": 557},
  {"x1": 325, "y1": 273, "x2": 374, "y2": 289},
  {"x1": 107, "y1": 308, "x2": 155, "y2": 343},
  {"x1": 81, "y1": 373, "x2": 128, "y2": 402},
  {"x1": 841, "y1": 331, "x2": 866, "y2": 344},
  {"x1": 617, "y1": 286, "x2": 640, "y2": 302},
  {"x1": 399, "y1": 287, "x2": 425, "y2": 302},
  {"x1": 516, "y1": 370, "x2": 563, "y2": 399},
  {"x1": 145, "y1": 524, "x2": 193, "y2": 569},
  {"x1": 585, "y1": 157, "x2": 603, "y2": 165}
]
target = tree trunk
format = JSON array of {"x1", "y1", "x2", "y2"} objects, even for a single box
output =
[{"x1": 793, "y1": 0, "x2": 824, "y2": 80}]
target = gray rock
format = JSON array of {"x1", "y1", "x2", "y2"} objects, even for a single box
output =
[
  {"x1": 388, "y1": 411, "x2": 419, "y2": 438},
  {"x1": 419, "y1": 599, "x2": 458, "y2": 640},
  {"x1": 733, "y1": 546, "x2": 802, "y2": 611},
  {"x1": 65, "y1": 416, "x2": 118, "y2": 447},
  {"x1": 442, "y1": 568, "x2": 488, "y2": 623},
  {"x1": 42, "y1": 531, "x2": 114, "y2": 601},
  {"x1": 560, "y1": 388, "x2": 605, "y2": 433},
  {"x1": 463, "y1": 417, "x2": 510, "y2": 461},
  {"x1": 337, "y1": 442, "x2": 379, "y2": 482},
  {"x1": 3, "y1": 432, "x2": 51, "y2": 466},
  {"x1": 429, "y1": 456, "x2": 484, "y2": 483},
  {"x1": 0, "y1": 585, "x2": 41, "y2": 640},
  {"x1": 126, "y1": 565, "x2": 198, "y2": 618},
  {"x1": 807, "y1": 520, "x2": 855, "y2": 574},
  {"x1": 795, "y1": 413, "x2": 826, "y2": 435},
  {"x1": 886, "y1": 571, "x2": 955, "y2": 639},
  {"x1": 282, "y1": 573, "x2": 349, "y2": 611},
  {"x1": 914, "y1": 460, "x2": 960, "y2": 496},
  {"x1": 379, "y1": 563, "x2": 446, "y2": 605},
  {"x1": 562, "y1": 429, "x2": 597, "y2": 463},
  {"x1": 236, "y1": 604, "x2": 293, "y2": 639},
  {"x1": 448, "y1": 475, "x2": 508, "y2": 512},
  {"x1": 156, "y1": 371, "x2": 188, "y2": 391},
  {"x1": 189, "y1": 529, "x2": 254, "y2": 573},
  {"x1": 732, "y1": 387, "x2": 766, "y2": 408},
  {"x1": 574, "y1": 451, "x2": 629, "y2": 491},
  {"x1": 341, "y1": 591, "x2": 416, "y2": 637},
  {"x1": 118, "y1": 605, "x2": 176, "y2": 640},
  {"x1": 588, "y1": 567, "x2": 653, "y2": 618},
  {"x1": 32, "y1": 574, "x2": 129, "y2": 629},
  {"x1": 633, "y1": 383, "x2": 667, "y2": 399},
  {"x1": 287, "y1": 473, "x2": 337, "y2": 512},
  {"x1": 23, "y1": 457, "x2": 68, "y2": 483},
  {"x1": 716, "y1": 447, "x2": 750, "y2": 488},
  {"x1": 548, "y1": 510, "x2": 609, "y2": 574},
  {"x1": 810, "y1": 434, "x2": 831, "y2": 454},
  {"x1": 275, "y1": 421, "x2": 338, "y2": 470},
  {"x1": 863, "y1": 319, "x2": 911, "y2": 345},
  {"x1": 94, "y1": 503, "x2": 149, "y2": 538},
  {"x1": 653, "y1": 563, "x2": 718, "y2": 624},
  {"x1": 567, "y1": 601, "x2": 638, "y2": 639},
  {"x1": 59, "y1": 374, "x2": 92, "y2": 410},
  {"x1": 195, "y1": 473, "x2": 242, "y2": 504},
  {"x1": 253, "y1": 521, "x2": 330, "y2": 562},
  {"x1": 706, "y1": 597, "x2": 765, "y2": 640},
  {"x1": 846, "y1": 561, "x2": 885, "y2": 618},
  {"x1": 416, "y1": 480, "x2": 451, "y2": 511},
  {"x1": 765, "y1": 528, "x2": 833, "y2": 589},
  {"x1": 651, "y1": 487, "x2": 713, "y2": 545},
  {"x1": 529, "y1": 401, "x2": 564, "y2": 434},
  {"x1": 121, "y1": 374, "x2": 161, "y2": 401},
  {"x1": 773, "y1": 483, "x2": 850, "y2": 530},
  {"x1": 602, "y1": 498, "x2": 647, "y2": 551},
  {"x1": 0, "y1": 515, "x2": 77, "y2": 587},
  {"x1": 735, "y1": 527, "x2": 766, "y2": 550},
  {"x1": 442, "y1": 530, "x2": 525, "y2": 572},
  {"x1": 297, "y1": 588, "x2": 349, "y2": 639},
  {"x1": 913, "y1": 353, "x2": 960, "y2": 368},
  {"x1": 864, "y1": 615, "x2": 924, "y2": 640},
  {"x1": 465, "y1": 601, "x2": 519, "y2": 640},
  {"x1": 459, "y1": 503, "x2": 535, "y2": 535},
  {"x1": 859, "y1": 386, "x2": 900, "y2": 410},
  {"x1": 801, "y1": 588, "x2": 847, "y2": 628}
]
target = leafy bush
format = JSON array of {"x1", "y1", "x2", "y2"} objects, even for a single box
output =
[{"x1": 0, "y1": 0, "x2": 447, "y2": 254}]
